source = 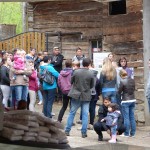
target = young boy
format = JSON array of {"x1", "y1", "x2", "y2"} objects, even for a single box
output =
[{"x1": 93, "y1": 97, "x2": 125, "y2": 141}]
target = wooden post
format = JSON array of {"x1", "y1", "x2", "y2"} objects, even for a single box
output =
[{"x1": 143, "y1": 0, "x2": 150, "y2": 125}]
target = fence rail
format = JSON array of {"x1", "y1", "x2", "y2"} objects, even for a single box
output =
[{"x1": 0, "y1": 32, "x2": 45, "y2": 53}]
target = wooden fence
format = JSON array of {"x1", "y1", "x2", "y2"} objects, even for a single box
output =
[{"x1": 0, "y1": 32, "x2": 45, "y2": 53}]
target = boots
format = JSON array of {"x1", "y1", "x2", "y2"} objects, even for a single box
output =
[{"x1": 108, "y1": 135, "x2": 116, "y2": 143}]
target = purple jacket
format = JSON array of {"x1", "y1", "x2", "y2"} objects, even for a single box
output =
[{"x1": 58, "y1": 68, "x2": 73, "y2": 94}]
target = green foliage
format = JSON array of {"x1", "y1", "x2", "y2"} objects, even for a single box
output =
[{"x1": 0, "y1": 2, "x2": 23, "y2": 34}]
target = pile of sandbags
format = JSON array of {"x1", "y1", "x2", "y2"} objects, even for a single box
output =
[{"x1": 0, "y1": 110, "x2": 68, "y2": 144}]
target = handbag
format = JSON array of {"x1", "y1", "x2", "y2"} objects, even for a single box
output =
[{"x1": 41, "y1": 69, "x2": 55, "y2": 85}]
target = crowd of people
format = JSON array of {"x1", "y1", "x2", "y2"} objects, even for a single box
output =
[{"x1": 0, "y1": 47, "x2": 137, "y2": 143}]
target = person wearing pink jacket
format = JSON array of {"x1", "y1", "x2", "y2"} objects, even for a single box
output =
[{"x1": 28, "y1": 60, "x2": 38, "y2": 111}]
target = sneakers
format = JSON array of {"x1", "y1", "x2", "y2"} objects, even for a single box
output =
[
  {"x1": 98, "y1": 135, "x2": 103, "y2": 141},
  {"x1": 108, "y1": 139, "x2": 116, "y2": 143},
  {"x1": 38, "y1": 101, "x2": 42, "y2": 105},
  {"x1": 51, "y1": 112, "x2": 55, "y2": 116},
  {"x1": 87, "y1": 124, "x2": 93, "y2": 130},
  {"x1": 76, "y1": 120, "x2": 82, "y2": 124},
  {"x1": 108, "y1": 135, "x2": 116, "y2": 143},
  {"x1": 119, "y1": 134, "x2": 129, "y2": 137},
  {"x1": 65, "y1": 131, "x2": 70, "y2": 136},
  {"x1": 82, "y1": 133, "x2": 87, "y2": 138}
]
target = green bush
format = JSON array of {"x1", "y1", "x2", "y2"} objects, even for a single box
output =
[{"x1": 0, "y1": 2, "x2": 23, "y2": 34}]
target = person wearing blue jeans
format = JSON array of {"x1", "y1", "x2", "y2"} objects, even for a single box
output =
[
  {"x1": 9, "y1": 60, "x2": 32, "y2": 109},
  {"x1": 65, "y1": 99, "x2": 90, "y2": 134},
  {"x1": 121, "y1": 102, "x2": 136, "y2": 136},
  {"x1": 40, "y1": 56, "x2": 59, "y2": 118},
  {"x1": 65, "y1": 58, "x2": 94, "y2": 138},
  {"x1": 119, "y1": 69, "x2": 136, "y2": 137},
  {"x1": 100, "y1": 57, "x2": 117, "y2": 104},
  {"x1": 43, "y1": 88, "x2": 56, "y2": 118}
]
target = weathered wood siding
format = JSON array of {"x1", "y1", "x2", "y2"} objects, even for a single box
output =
[
  {"x1": 27, "y1": 0, "x2": 144, "y2": 124},
  {"x1": 27, "y1": 1, "x2": 103, "y2": 58}
]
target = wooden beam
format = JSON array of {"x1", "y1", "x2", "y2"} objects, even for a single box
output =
[{"x1": 1, "y1": 0, "x2": 120, "y2": 2}]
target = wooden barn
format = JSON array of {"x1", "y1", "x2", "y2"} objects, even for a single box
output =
[
  {"x1": 2, "y1": 0, "x2": 150, "y2": 125},
  {"x1": 26, "y1": 0, "x2": 148, "y2": 125}
]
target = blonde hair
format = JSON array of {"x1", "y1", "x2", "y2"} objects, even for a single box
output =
[
  {"x1": 72, "y1": 61, "x2": 80, "y2": 68},
  {"x1": 101, "y1": 57, "x2": 116, "y2": 80},
  {"x1": 119, "y1": 69, "x2": 128, "y2": 79}
]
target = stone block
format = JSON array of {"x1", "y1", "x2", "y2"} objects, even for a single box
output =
[
  {"x1": 136, "y1": 111, "x2": 145, "y2": 122},
  {"x1": 134, "y1": 76, "x2": 144, "y2": 84},
  {"x1": 135, "y1": 90, "x2": 145, "y2": 101},
  {"x1": 135, "y1": 104, "x2": 144, "y2": 111}
]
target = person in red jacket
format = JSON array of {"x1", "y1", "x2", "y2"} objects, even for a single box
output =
[{"x1": 28, "y1": 60, "x2": 38, "y2": 111}]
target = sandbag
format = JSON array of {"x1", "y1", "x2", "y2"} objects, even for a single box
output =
[
  {"x1": 1, "y1": 127, "x2": 24, "y2": 136},
  {"x1": 23, "y1": 136, "x2": 36, "y2": 141},
  {"x1": 38, "y1": 132, "x2": 51, "y2": 138},
  {"x1": 3, "y1": 121, "x2": 28, "y2": 131},
  {"x1": 48, "y1": 138, "x2": 59, "y2": 144},
  {"x1": 39, "y1": 126, "x2": 49, "y2": 132},
  {"x1": 24, "y1": 132, "x2": 38, "y2": 137},
  {"x1": 37, "y1": 136, "x2": 48, "y2": 143}
]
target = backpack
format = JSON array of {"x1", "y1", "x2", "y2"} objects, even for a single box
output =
[{"x1": 58, "y1": 70, "x2": 72, "y2": 94}]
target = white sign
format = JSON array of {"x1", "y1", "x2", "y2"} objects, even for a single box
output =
[
  {"x1": 93, "y1": 52, "x2": 110, "y2": 78},
  {"x1": 93, "y1": 52, "x2": 110, "y2": 68}
]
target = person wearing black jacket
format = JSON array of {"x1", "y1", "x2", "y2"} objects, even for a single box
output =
[
  {"x1": 51, "y1": 47, "x2": 64, "y2": 102},
  {"x1": 0, "y1": 57, "x2": 11, "y2": 107},
  {"x1": 94, "y1": 97, "x2": 125, "y2": 141},
  {"x1": 51, "y1": 47, "x2": 64, "y2": 73}
]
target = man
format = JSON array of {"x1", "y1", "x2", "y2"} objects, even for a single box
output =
[
  {"x1": 51, "y1": 47, "x2": 64, "y2": 102},
  {"x1": 51, "y1": 47, "x2": 64, "y2": 73},
  {"x1": 65, "y1": 58, "x2": 94, "y2": 138},
  {"x1": 146, "y1": 59, "x2": 150, "y2": 112},
  {"x1": 72, "y1": 47, "x2": 85, "y2": 68},
  {"x1": 94, "y1": 97, "x2": 125, "y2": 141},
  {"x1": 26, "y1": 48, "x2": 36, "y2": 61}
]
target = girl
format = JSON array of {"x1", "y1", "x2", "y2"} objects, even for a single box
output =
[
  {"x1": 28, "y1": 60, "x2": 38, "y2": 112},
  {"x1": 13, "y1": 49, "x2": 27, "y2": 81},
  {"x1": 118, "y1": 57, "x2": 133, "y2": 78},
  {"x1": 118, "y1": 69, "x2": 136, "y2": 137},
  {"x1": 101, "y1": 103, "x2": 120, "y2": 143}
]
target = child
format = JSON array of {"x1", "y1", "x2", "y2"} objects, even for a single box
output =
[
  {"x1": 101, "y1": 103, "x2": 120, "y2": 143},
  {"x1": 13, "y1": 49, "x2": 27, "y2": 81},
  {"x1": 72, "y1": 60, "x2": 80, "y2": 70}
]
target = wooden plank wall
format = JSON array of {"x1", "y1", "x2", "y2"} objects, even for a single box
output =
[
  {"x1": 0, "y1": 32, "x2": 45, "y2": 53},
  {"x1": 27, "y1": 1, "x2": 103, "y2": 58},
  {"x1": 27, "y1": 0, "x2": 144, "y2": 124},
  {"x1": 102, "y1": 0, "x2": 143, "y2": 90}
]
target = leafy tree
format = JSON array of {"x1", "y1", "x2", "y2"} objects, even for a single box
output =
[{"x1": 0, "y1": 2, "x2": 23, "y2": 34}]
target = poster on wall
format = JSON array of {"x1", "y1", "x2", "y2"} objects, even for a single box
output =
[
  {"x1": 93, "y1": 52, "x2": 110, "y2": 68},
  {"x1": 93, "y1": 52, "x2": 110, "y2": 78}
]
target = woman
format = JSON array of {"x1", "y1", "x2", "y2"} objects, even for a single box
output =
[
  {"x1": 118, "y1": 57, "x2": 133, "y2": 78},
  {"x1": 40, "y1": 56, "x2": 59, "y2": 118},
  {"x1": 9, "y1": 54, "x2": 32, "y2": 108},
  {"x1": 28, "y1": 60, "x2": 38, "y2": 111},
  {"x1": 100, "y1": 57, "x2": 117, "y2": 103},
  {"x1": 0, "y1": 57, "x2": 12, "y2": 107},
  {"x1": 118, "y1": 69, "x2": 136, "y2": 137}
]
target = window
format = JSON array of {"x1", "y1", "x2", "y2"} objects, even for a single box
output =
[
  {"x1": 109, "y1": 0, "x2": 126, "y2": 15},
  {"x1": 91, "y1": 40, "x2": 102, "y2": 52}
]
